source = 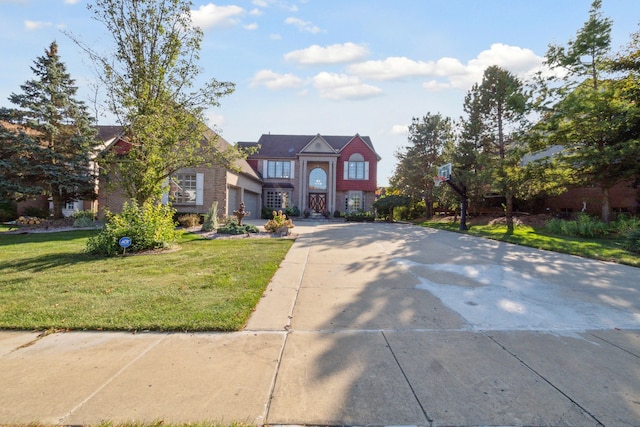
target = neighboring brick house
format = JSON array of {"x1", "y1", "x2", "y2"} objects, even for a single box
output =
[
  {"x1": 97, "y1": 125, "x2": 263, "y2": 219},
  {"x1": 239, "y1": 134, "x2": 381, "y2": 214}
]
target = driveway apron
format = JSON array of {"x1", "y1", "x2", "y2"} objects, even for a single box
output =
[{"x1": 1, "y1": 221, "x2": 639, "y2": 426}]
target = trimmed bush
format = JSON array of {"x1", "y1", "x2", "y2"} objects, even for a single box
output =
[
  {"x1": 264, "y1": 210, "x2": 294, "y2": 232},
  {"x1": 23, "y1": 206, "x2": 50, "y2": 219},
  {"x1": 345, "y1": 211, "x2": 375, "y2": 222},
  {"x1": 87, "y1": 200, "x2": 181, "y2": 256},
  {"x1": 0, "y1": 200, "x2": 17, "y2": 222},
  {"x1": 202, "y1": 201, "x2": 219, "y2": 232},
  {"x1": 217, "y1": 217, "x2": 259, "y2": 235},
  {"x1": 72, "y1": 210, "x2": 97, "y2": 228},
  {"x1": 177, "y1": 213, "x2": 201, "y2": 228}
]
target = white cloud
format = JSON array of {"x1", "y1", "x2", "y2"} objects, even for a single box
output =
[
  {"x1": 64, "y1": 0, "x2": 80, "y2": 4},
  {"x1": 244, "y1": 22, "x2": 258, "y2": 30},
  {"x1": 24, "y1": 20, "x2": 52, "y2": 30},
  {"x1": 249, "y1": 8, "x2": 263, "y2": 16},
  {"x1": 284, "y1": 42, "x2": 369, "y2": 65},
  {"x1": 422, "y1": 80, "x2": 450, "y2": 92},
  {"x1": 348, "y1": 43, "x2": 545, "y2": 92},
  {"x1": 191, "y1": 4, "x2": 245, "y2": 30},
  {"x1": 312, "y1": 72, "x2": 382, "y2": 100},
  {"x1": 252, "y1": 0, "x2": 268, "y2": 7},
  {"x1": 284, "y1": 17, "x2": 322, "y2": 34},
  {"x1": 269, "y1": 33, "x2": 282, "y2": 40},
  {"x1": 251, "y1": 69, "x2": 305, "y2": 89},
  {"x1": 390, "y1": 124, "x2": 409, "y2": 135}
]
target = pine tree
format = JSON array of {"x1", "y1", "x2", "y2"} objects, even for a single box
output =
[{"x1": 1, "y1": 42, "x2": 98, "y2": 218}]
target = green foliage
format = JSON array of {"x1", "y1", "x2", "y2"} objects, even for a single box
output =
[
  {"x1": 622, "y1": 229, "x2": 640, "y2": 253},
  {"x1": 545, "y1": 213, "x2": 627, "y2": 237},
  {"x1": 217, "y1": 217, "x2": 258, "y2": 235},
  {"x1": 23, "y1": 206, "x2": 50, "y2": 219},
  {"x1": 72, "y1": 210, "x2": 97, "y2": 228},
  {"x1": 373, "y1": 195, "x2": 410, "y2": 221},
  {"x1": 177, "y1": 213, "x2": 201, "y2": 228},
  {"x1": 0, "y1": 200, "x2": 17, "y2": 222},
  {"x1": 87, "y1": 200, "x2": 180, "y2": 256},
  {"x1": 202, "y1": 201, "x2": 219, "y2": 232},
  {"x1": 285, "y1": 205, "x2": 301, "y2": 217},
  {"x1": 345, "y1": 211, "x2": 375, "y2": 222},
  {"x1": 333, "y1": 210, "x2": 342, "y2": 218},
  {"x1": 264, "y1": 210, "x2": 294, "y2": 232},
  {"x1": 0, "y1": 42, "x2": 99, "y2": 219},
  {"x1": 80, "y1": 0, "x2": 243, "y2": 205}
]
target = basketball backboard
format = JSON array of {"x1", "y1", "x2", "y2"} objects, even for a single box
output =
[{"x1": 437, "y1": 163, "x2": 452, "y2": 180}]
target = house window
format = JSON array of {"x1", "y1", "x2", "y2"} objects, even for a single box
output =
[
  {"x1": 346, "y1": 191, "x2": 363, "y2": 212},
  {"x1": 265, "y1": 190, "x2": 291, "y2": 210},
  {"x1": 172, "y1": 173, "x2": 198, "y2": 204},
  {"x1": 267, "y1": 161, "x2": 291, "y2": 179},
  {"x1": 309, "y1": 168, "x2": 327, "y2": 191},
  {"x1": 344, "y1": 153, "x2": 369, "y2": 180},
  {"x1": 64, "y1": 200, "x2": 78, "y2": 210}
]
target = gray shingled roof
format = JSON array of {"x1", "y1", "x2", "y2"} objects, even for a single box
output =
[{"x1": 239, "y1": 134, "x2": 379, "y2": 159}]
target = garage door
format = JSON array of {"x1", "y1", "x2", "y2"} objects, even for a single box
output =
[
  {"x1": 227, "y1": 187, "x2": 238, "y2": 218},
  {"x1": 243, "y1": 192, "x2": 259, "y2": 219}
]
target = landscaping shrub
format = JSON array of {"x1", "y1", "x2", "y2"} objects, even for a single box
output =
[
  {"x1": 333, "y1": 210, "x2": 342, "y2": 218},
  {"x1": 0, "y1": 200, "x2": 17, "y2": 222},
  {"x1": 622, "y1": 229, "x2": 640, "y2": 253},
  {"x1": 23, "y1": 206, "x2": 50, "y2": 219},
  {"x1": 202, "y1": 201, "x2": 219, "y2": 232},
  {"x1": 177, "y1": 213, "x2": 201, "y2": 228},
  {"x1": 217, "y1": 217, "x2": 259, "y2": 235},
  {"x1": 545, "y1": 213, "x2": 608, "y2": 237},
  {"x1": 72, "y1": 209, "x2": 97, "y2": 227},
  {"x1": 285, "y1": 205, "x2": 300, "y2": 217},
  {"x1": 345, "y1": 211, "x2": 375, "y2": 222},
  {"x1": 87, "y1": 200, "x2": 181, "y2": 256},
  {"x1": 264, "y1": 210, "x2": 294, "y2": 232}
]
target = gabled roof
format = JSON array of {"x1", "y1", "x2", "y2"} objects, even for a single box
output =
[
  {"x1": 95, "y1": 125, "x2": 261, "y2": 182},
  {"x1": 240, "y1": 133, "x2": 379, "y2": 159}
]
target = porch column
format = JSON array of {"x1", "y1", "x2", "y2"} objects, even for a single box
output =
[
  {"x1": 301, "y1": 159, "x2": 307, "y2": 210},
  {"x1": 330, "y1": 159, "x2": 337, "y2": 214}
]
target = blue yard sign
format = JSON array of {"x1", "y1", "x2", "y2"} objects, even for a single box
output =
[{"x1": 119, "y1": 236, "x2": 131, "y2": 252}]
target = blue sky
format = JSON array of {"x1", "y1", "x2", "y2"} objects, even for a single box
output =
[{"x1": 1, "y1": 0, "x2": 639, "y2": 186}]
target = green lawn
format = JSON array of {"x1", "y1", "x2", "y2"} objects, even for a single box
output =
[
  {"x1": 419, "y1": 220, "x2": 640, "y2": 267},
  {"x1": 0, "y1": 230, "x2": 293, "y2": 331}
]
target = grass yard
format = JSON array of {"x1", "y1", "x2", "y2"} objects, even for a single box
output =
[
  {"x1": 419, "y1": 220, "x2": 640, "y2": 267},
  {"x1": 0, "y1": 230, "x2": 293, "y2": 331}
]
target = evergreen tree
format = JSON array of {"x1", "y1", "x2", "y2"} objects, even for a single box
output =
[
  {"x1": 0, "y1": 42, "x2": 98, "y2": 218},
  {"x1": 390, "y1": 113, "x2": 454, "y2": 218},
  {"x1": 535, "y1": 0, "x2": 635, "y2": 222},
  {"x1": 474, "y1": 66, "x2": 529, "y2": 233}
]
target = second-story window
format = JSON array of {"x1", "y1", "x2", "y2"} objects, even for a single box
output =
[
  {"x1": 267, "y1": 161, "x2": 291, "y2": 178},
  {"x1": 345, "y1": 153, "x2": 368, "y2": 180}
]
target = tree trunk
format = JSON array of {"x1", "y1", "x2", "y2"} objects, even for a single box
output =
[
  {"x1": 602, "y1": 186, "x2": 611, "y2": 223},
  {"x1": 51, "y1": 186, "x2": 64, "y2": 219},
  {"x1": 460, "y1": 197, "x2": 468, "y2": 231},
  {"x1": 425, "y1": 196, "x2": 433, "y2": 219},
  {"x1": 505, "y1": 191, "x2": 514, "y2": 234}
]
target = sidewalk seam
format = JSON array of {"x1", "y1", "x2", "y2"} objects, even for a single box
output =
[
  {"x1": 263, "y1": 227, "x2": 313, "y2": 425},
  {"x1": 57, "y1": 333, "x2": 169, "y2": 424}
]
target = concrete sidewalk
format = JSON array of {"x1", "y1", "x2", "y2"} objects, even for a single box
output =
[{"x1": 1, "y1": 221, "x2": 640, "y2": 426}]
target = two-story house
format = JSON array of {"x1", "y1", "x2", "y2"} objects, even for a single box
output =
[{"x1": 240, "y1": 133, "x2": 381, "y2": 214}]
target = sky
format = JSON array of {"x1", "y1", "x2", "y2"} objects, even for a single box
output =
[{"x1": 1, "y1": 0, "x2": 639, "y2": 186}]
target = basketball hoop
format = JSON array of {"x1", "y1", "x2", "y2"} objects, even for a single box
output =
[{"x1": 433, "y1": 176, "x2": 446, "y2": 187}]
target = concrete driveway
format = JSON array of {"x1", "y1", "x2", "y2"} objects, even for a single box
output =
[{"x1": 1, "y1": 221, "x2": 639, "y2": 426}]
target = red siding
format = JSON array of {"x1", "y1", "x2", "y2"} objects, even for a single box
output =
[{"x1": 336, "y1": 136, "x2": 378, "y2": 191}]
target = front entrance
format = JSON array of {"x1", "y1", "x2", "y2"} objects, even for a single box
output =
[{"x1": 308, "y1": 193, "x2": 326, "y2": 212}]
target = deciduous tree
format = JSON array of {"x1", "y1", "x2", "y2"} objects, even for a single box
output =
[{"x1": 73, "y1": 0, "x2": 247, "y2": 205}]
